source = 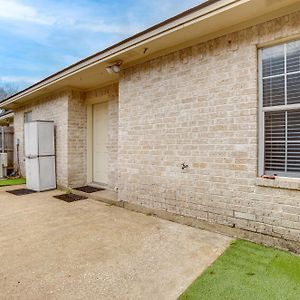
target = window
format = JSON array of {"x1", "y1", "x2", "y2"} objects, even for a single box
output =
[
  {"x1": 259, "y1": 40, "x2": 300, "y2": 177},
  {"x1": 24, "y1": 111, "x2": 32, "y2": 123}
]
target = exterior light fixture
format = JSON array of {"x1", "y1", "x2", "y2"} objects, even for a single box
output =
[
  {"x1": 105, "y1": 61, "x2": 122, "y2": 74},
  {"x1": 111, "y1": 65, "x2": 121, "y2": 73},
  {"x1": 105, "y1": 66, "x2": 114, "y2": 74}
]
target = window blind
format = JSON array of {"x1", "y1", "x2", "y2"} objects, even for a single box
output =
[{"x1": 261, "y1": 40, "x2": 300, "y2": 177}]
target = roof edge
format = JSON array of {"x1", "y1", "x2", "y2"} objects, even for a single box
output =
[
  {"x1": 0, "y1": 111, "x2": 14, "y2": 121},
  {"x1": 0, "y1": 0, "x2": 225, "y2": 105}
]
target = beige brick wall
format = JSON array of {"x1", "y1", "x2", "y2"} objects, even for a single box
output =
[
  {"x1": 118, "y1": 10, "x2": 300, "y2": 243},
  {"x1": 14, "y1": 91, "x2": 69, "y2": 186},
  {"x1": 68, "y1": 90, "x2": 87, "y2": 187},
  {"x1": 12, "y1": 10, "x2": 300, "y2": 244},
  {"x1": 14, "y1": 84, "x2": 119, "y2": 189}
]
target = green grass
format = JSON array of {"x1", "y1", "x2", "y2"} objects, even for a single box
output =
[
  {"x1": 0, "y1": 177, "x2": 26, "y2": 187},
  {"x1": 179, "y1": 240, "x2": 300, "y2": 300}
]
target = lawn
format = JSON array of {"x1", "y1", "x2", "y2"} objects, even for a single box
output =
[
  {"x1": 0, "y1": 177, "x2": 26, "y2": 187},
  {"x1": 180, "y1": 239, "x2": 300, "y2": 300}
]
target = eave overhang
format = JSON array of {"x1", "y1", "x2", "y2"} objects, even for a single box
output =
[
  {"x1": 1, "y1": 0, "x2": 300, "y2": 109},
  {"x1": 0, "y1": 112, "x2": 14, "y2": 121}
]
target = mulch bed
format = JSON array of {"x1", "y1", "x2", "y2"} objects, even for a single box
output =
[
  {"x1": 74, "y1": 186, "x2": 105, "y2": 193},
  {"x1": 7, "y1": 189, "x2": 37, "y2": 196},
  {"x1": 54, "y1": 193, "x2": 88, "y2": 203}
]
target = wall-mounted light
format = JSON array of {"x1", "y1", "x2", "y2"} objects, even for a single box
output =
[{"x1": 105, "y1": 60, "x2": 123, "y2": 74}]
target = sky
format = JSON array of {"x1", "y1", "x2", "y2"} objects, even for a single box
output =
[{"x1": 0, "y1": 0, "x2": 205, "y2": 90}]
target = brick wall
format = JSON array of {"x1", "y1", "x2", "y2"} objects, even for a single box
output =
[
  {"x1": 14, "y1": 84, "x2": 119, "y2": 189},
  {"x1": 68, "y1": 90, "x2": 87, "y2": 187},
  {"x1": 12, "y1": 10, "x2": 300, "y2": 245},
  {"x1": 118, "y1": 11, "x2": 300, "y2": 243},
  {"x1": 14, "y1": 91, "x2": 69, "y2": 187}
]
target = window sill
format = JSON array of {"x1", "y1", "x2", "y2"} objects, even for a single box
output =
[{"x1": 256, "y1": 177, "x2": 300, "y2": 191}]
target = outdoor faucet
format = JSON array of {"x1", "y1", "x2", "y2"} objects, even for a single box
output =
[{"x1": 181, "y1": 162, "x2": 189, "y2": 170}]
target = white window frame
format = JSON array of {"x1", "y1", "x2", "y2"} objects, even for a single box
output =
[
  {"x1": 258, "y1": 40, "x2": 300, "y2": 178},
  {"x1": 24, "y1": 111, "x2": 32, "y2": 123}
]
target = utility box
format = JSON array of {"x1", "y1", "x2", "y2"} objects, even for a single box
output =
[
  {"x1": 0, "y1": 127, "x2": 14, "y2": 174},
  {"x1": 0, "y1": 153, "x2": 8, "y2": 178},
  {"x1": 24, "y1": 121, "x2": 56, "y2": 191}
]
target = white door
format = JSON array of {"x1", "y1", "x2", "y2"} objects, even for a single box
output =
[{"x1": 93, "y1": 102, "x2": 109, "y2": 184}]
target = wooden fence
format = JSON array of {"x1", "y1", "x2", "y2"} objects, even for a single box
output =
[{"x1": 0, "y1": 126, "x2": 14, "y2": 170}]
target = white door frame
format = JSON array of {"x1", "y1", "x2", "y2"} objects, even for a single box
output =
[{"x1": 86, "y1": 95, "x2": 109, "y2": 184}]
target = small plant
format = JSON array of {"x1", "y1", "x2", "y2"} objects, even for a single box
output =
[{"x1": 65, "y1": 188, "x2": 72, "y2": 195}]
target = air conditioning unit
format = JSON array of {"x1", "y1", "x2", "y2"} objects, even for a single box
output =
[{"x1": 0, "y1": 153, "x2": 8, "y2": 178}]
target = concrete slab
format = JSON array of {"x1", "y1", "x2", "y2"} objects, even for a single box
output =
[{"x1": 0, "y1": 185, "x2": 232, "y2": 300}]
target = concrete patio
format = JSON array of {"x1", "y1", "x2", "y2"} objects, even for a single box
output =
[{"x1": 0, "y1": 185, "x2": 232, "y2": 300}]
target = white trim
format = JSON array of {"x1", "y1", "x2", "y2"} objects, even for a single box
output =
[
  {"x1": 262, "y1": 69, "x2": 300, "y2": 80},
  {"x1": 258, "y1": 48, "x2": 264, "y2": 176},
  {"x1": 284, "y1": 44, "x2": 288, "y2": 173},
  {"x1": 284, "y1": 43, "x2": 288, "y2": 106},
  {"x1": 0, "y1": 112, "x2": 14, "y2": 121},
  {"x1": 260, "y1": 38, "x2": 300, "y2": 178},
  {"x1": 263, "y1": 103, "x2": 300, "y2": 112},
  {"x1": 257, "y1": 33, "x2": 300, "y2": 49},
  {"x1": 87, "y1": 104, "x2": 93, "y2": 184}
]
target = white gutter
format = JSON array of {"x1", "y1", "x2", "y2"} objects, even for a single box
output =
[{"x1": 0, "y1": 112, "x2": 14, "y2": 121}]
